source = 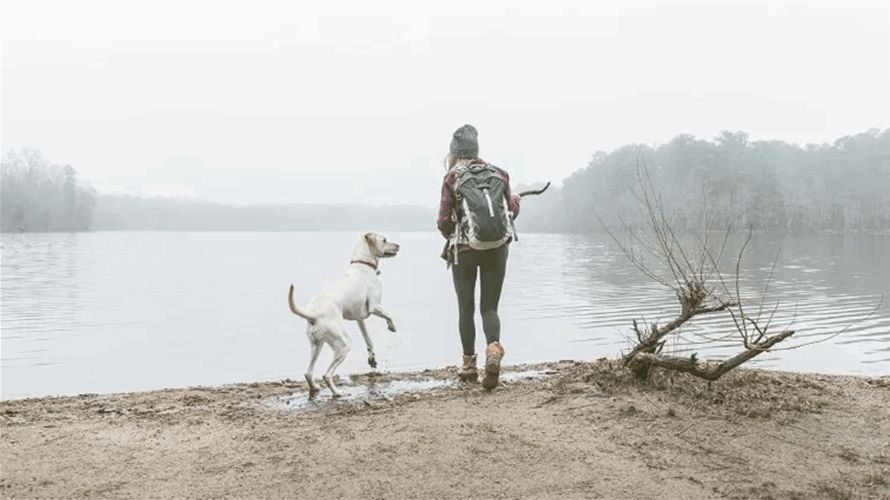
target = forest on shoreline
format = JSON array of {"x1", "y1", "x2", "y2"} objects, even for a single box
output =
[
  {"x1": 0, "y1": 147, "x2": 97, "y2": 232},
  {"x1": 559, "y1": 128, "x2": 890, "y2": 235},
  {"x1": 2, "y1": 128, "x2": 888, "y2": 234}
]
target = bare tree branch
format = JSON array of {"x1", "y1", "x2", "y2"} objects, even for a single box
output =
[
  {"x1": 628, "y1": 329, "x2": 795, "y2": 381},
  {"x1": 604, "y1": 152, "x2": 862, "y2": 382}
]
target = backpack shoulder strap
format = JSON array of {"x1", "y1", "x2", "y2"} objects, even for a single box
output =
[{"x1": 453, "y1": 165, "x2": 470, "y2": 199}]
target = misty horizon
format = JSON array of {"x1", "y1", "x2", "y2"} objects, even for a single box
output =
[
  {"x1": 3, "y1": 1, "x2": 888, "y2": 208},
  {"x1": 3, "y1": 125, "x2": 884, "y2": 211}
]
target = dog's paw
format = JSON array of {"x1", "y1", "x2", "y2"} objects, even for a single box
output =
[
  {"x1": 388, "y1": 323, "x2": 397, "y2": 332},
  {"x1": 307, "y1": 387, "x2": 320, "y2": 400},
  {"x1": 368, "y1": 357, "x2": 378, "y2": 369}
]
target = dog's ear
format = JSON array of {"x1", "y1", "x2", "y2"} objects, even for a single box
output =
[{"x1": 364, "y1": 232, "x2": 379, "y2": 254}]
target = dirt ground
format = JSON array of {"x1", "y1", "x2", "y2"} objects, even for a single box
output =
[{"x1": 1, "y1": 359, "x2": 889, "y2": 500}]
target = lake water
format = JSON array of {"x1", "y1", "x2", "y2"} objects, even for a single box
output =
[{"x1": 1, "y1": 231, "x2": 888, "y2": 400}]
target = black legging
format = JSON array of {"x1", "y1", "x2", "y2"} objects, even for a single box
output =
[{"x1": 451, "y1": 244, "x2": 509, "y2": 356}]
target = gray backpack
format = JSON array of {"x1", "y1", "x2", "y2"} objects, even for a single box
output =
[{"x1": 454, "y1": 164, "x2": 513, "y2": 250}]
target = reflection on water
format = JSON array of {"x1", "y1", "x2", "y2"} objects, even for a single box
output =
[{"x1": 2, "y1": 231, "x2": 888, "y2": 399}]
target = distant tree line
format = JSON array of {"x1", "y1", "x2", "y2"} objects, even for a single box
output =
[
  {"x1": 5, "y1": 128, "x2": 888, "y2": 234},
  {"x1": 553, "y1": 128, "x2": 890, "y2": 235},
  {"x1": 1, "y1": 146, "x2": 97, "y2": 232}
]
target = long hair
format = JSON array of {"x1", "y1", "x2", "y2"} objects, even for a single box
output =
[{"x1": 444, "y1": 153, "x2": 476, "y2": 171}]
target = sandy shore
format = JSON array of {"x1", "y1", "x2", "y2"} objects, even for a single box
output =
[{"x1": 2, "y1": 359, "x2": 889, "y2": 500}]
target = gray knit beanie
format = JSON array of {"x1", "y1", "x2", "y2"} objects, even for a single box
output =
[{"x1": 450, "y1": 124, "x2": 479, "y2": 158}]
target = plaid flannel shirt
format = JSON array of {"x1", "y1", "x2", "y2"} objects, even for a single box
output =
[{"x1": 436, "y1": 159, "x2": 521, "y2": 259}]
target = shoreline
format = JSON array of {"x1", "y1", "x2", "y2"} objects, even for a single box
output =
[
  {"x1": 2, "y1": 360, "x2": 889, "y2": 499},
  {"x1": 0, "y1": 360, "x2": 884, "y2": 404},
  {"x1": 2, "y1": 357, "x2": 884, "y2": 404}
]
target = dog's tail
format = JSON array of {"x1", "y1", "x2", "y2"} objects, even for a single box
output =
[{"x1": 288, "y1": 284, "x2": 317, "y2": 325}]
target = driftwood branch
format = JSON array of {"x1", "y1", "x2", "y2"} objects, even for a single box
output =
[
  {"x1": 627, "y1": 329, "x2": 795, "y2": 381},
  {"x1": 605, "y1": 152, "x2": 873, "y2": 384},
  {"x1": 623, "y1": 302, "x2": 732, "y2": 363},
  {"x1": 518, "y1": 182, "x2": 550, "y2": 198},
  {"x1": 611, "y1": 153, "x2": 802, "y2": 381}
]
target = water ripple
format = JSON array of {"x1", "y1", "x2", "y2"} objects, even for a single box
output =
[{"x1": 2, "y1": 231, "x2": 888, "y2": 399}]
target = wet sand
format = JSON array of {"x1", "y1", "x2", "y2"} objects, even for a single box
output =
[{"x1": 2, "y1": 359, "x2": 889, "y2": 499}]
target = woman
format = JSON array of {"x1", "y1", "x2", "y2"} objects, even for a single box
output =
[{"x1": 437, "y1": 124, "x2": 521, "y2": 390}]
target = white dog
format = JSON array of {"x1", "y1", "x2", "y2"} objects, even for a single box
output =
[{"x1": 288, "y1": 232, "x2": 400, "y2": 398}]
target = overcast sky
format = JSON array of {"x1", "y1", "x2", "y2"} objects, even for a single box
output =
[{"x1": 2, "y1": 0, "x2": 888, "y2": 206}]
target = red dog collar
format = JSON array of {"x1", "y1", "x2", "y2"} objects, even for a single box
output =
[{"x1": 350, "y1": 260, "x2": 378, "y2": 271}]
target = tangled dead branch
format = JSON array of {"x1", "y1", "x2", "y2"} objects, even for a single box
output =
[{"x1": 601, "y1": 154, "x2": 801, "y2": 380}]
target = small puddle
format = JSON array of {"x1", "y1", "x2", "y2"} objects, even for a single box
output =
[
  {"x1": 501, "y1": 369, "x2": 548, "y2": 382},
  {"x1": 264, "y1": 378, "x2": 454, "y2": 410},
  {"x1": 262, "y1": 369, "x2": 550, "y2": 411}
]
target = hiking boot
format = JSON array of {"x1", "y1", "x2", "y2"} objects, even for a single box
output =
[
  {"x1": 482, "y1": 341, "x2": 504, "y2": 390},
  {"x1": 458, "y1": 354, "x2": 478, "y2": 381}
]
